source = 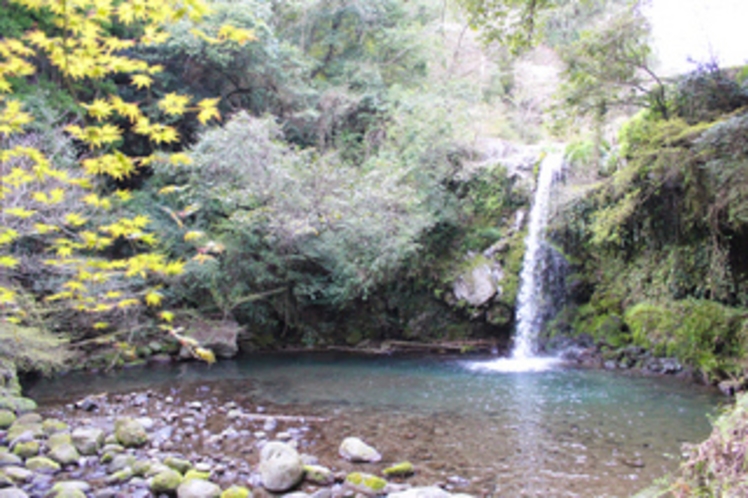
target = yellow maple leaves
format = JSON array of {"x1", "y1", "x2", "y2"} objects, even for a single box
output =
[{"x1": 0, "y1": 0, "x2": 246, "y2": 362}]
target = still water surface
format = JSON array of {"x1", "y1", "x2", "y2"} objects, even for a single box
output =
[{"x1": 26, "y1": 353, "x2": 723, "y2": 497}]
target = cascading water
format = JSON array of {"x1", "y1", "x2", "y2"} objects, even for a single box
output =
[
  {"x1": 468, "y1": 150, "x2": 565, "y2": 373},
  {"x1": 512, "y1": 151, "x2": 565, "y2": 359}
]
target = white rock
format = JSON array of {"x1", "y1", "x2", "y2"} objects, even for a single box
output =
[{"x1": 338, "y1": 437, "x2": 382, "y2": 463}]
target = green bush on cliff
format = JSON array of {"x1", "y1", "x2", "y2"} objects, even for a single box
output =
[{"x1": 624, "y1": 300, "x2": 746, "y2": 381}]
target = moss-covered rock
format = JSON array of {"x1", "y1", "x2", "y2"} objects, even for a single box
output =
[
  {"x1": 383, "y1": 461, "x2": 415, "y2": 477},
  {"x1": 6, "y1": 423, "x2": 42, "y2": 441},
  {"x1": 164, "y1": 456, "x2": 192, "y2": 474},
  {"x1": 150, "y1": 468, "x2": 183, "y2": 494},
  {"x1": 25, "y1": 456, "x2": 61, "y2": 474},
  {"x1": 41, "y1": 418, "x2": 68, "y2": 435},
  {"x1": 345, "y1": 472, "x2": 388, "y2": 495},
  {"x1": 183, "y1": 469, "x2": 210, "y2": 481},
  {"x1": 220, "y1": 485, "x2": 252, "y2": 498},
  {"x1": 47, "y1": 442, "x2": 80, "y2": 466},
  {"x1": 0, "y1": 410, "x2": 15, "y2": 429},
  {"x1": 48, "y1": 481, "x2": 91, "y2": 498},
  {"x1": 11, "y1": 441, "x2": 39, "y2": 459},
  {"x1": 113, "y1": 417, "x2": 148, "y2": 448},
  {"x1": 2, "y1": 465, "x2": 32, "y2": 484},
  {"x1": 108, "y1": 467, "x2": 133, "y2": 483},
  {"x1": 303, "y1": 464, "x2": 334, "y2": 485},
  {"x1": 71, "y1": 427, "x2": 104, "y2": 456}
]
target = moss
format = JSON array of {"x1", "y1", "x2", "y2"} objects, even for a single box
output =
[
  {"x1": 184, "y1": 469, "x2": 211, "y2": 481},
  {"x1": 220, "y1": 486, "x2": 251, "y2": 498},
  {"x1": 345, "y1": 472, "x2": 387, "y2": 492},
  {"x1": 383, "y1": 461, "x2": 414, "y2": 477}
]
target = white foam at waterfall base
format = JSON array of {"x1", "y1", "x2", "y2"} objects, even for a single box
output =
[
  {"x1": 466, "y1": 151, "x2": 566, "y2": 374},
  {"x1": 465, "y1": 356, "x2": 562, "y2": 373}
]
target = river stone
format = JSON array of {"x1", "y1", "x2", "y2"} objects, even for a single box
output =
[
  {"x1": 48, "y1": 432, "x2": 72, "y2": 447},
  {"x1": 9, "y1": 398, "x2": 36, "y2": 414},
  {"x1": 50, "y1": 481, "x2": 92, "y2": 495},
  {"x1": 0, "y1": 453, "x2": 22, "y2": 467},
  {"x1": 303, "y1": 464, "x2": 334, "y2": 485},
  {"x1": 164, "y1": 456, "x2": 193, "y2": 474},
  {"x1": 107, "y1": 467, "x2": 133, "y2": 483},
  {"x1": 0, "y1": 411, "x2": 15, "y2": 430},
  {"x1": 11, "y1": 441, "x2": 38, "y2": 459},
  {"x1": 12, "y1": 414, "x2": 40, "y2": 426},
  {"x1": 0, "y1": 471, "x2": 11, "y2": 487},
  {"x1": 220, "y1": 485, "x2": 252, "y2": 498},
  {"x1": 176, "y1": 478, "x2": 221, "y2": 498},
  {"x1": 48, "y1": 442, "x2": 80, "y2": 466},
  {"x1": 383, "y1": 461, "x2": 415, "y2": 477},
  {"x1": 42, "y1": 418, "x2": 68, "y2": 435},
  {"x1": 6, "y1": 424, "x2": 42, "y2": 442},
  {"x1": 24, "y1": 456, "x2": 61, "y2": 474},
  {"x1": 387, "y1": 486, "x2": 452, "y2": 498},
  {"x1": 338, "y1": 437, "x2": 382, "y2": 463},
  {"x1": 258, "y1": 441, "x2": 304, "y2": 492},
  {"x1": 184, "y1": 469, "x2": 210, "y2": 481},
  {"x1": 2, "y1": 466, "x2": 31, "y2": 483},
  {"x1": 150, "y1": 468, "x2": 183, "y2": 494},
  {"x1": 0, "y1": 487, "x2": 29, "y2": 498},
  {"x1": 107, "y1": 454, "x2": 136, "y2": 473},
  {"x1": 345, "y1": 472, "x2": 387, "y2": 495},
  {"x1": 114, "y1": 418, "x2": 148, "y2": 448},
  {"x1": 72, "y1": 427, "x2": 105, "y2": 455}
]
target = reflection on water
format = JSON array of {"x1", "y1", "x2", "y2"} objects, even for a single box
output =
[{"x1": 25, "y1": 353, "x2": 722, "y2": 497}]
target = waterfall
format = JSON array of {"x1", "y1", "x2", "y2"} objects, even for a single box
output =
[{"x1": 512, "y1": 152, "x2": 565, "y2": 359}]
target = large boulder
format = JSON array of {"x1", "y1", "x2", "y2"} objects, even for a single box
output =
[
  {"x1": 453, "y1": 254, "x2": 503, "y2": 307},
  {"x1": 338, "y1": 437, "x2": 381, "y2": 463},
  {"x1": 182, "y1": 318, "x2": 241, "y2": 359},
  {"x1": 258, "y1": 441, "x2": 304, "y2": 492}
]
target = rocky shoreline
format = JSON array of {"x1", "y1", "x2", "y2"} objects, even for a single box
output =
[
  {"x1": 0, "y1": 384, "x2": 478, "y2": 498},
  {"x1": 0, "y1": 343, "x2": 728, "y2": 498}
]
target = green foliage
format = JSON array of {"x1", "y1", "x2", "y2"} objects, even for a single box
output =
[
  {"x1": 458, "y1": 0, "x2": 554, "y2": 54},
  {"x1": 649, "y1": 393, "x2": 748, "y2": 497},
  {"x1": 624, "y1": 299, "x2": 745, "y2": 380},
  {"x1": 152, "y1": 111, "x2": 448, "y2": 326},
  {"x1": 0, "y1": 321, "x2": 72, "y2": 375},
  {"x1": 674, "y1": 62, "x2": 748, "y2": 124}
]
